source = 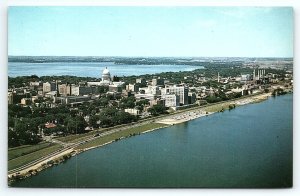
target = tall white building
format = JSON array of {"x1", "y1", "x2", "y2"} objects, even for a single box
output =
[
  {"x1": 58, "y1": 84, "x2": 71, "y2": 96},
  {"x1": 253, "y1": 69, "x2": 266, "y2": 80},
  {"x1": 43, "y1": 82, "x2": 56, "y2": 93},
  {"x1": 152, "y1": 78, "x2": 164, "y2": 86},
  {"x1": 126, "y1": 84, "x2": 138, "y2": 92},
  {"x1": 136, "y1": 78, "x2": 146, "y2": 84},
  {"x1": 164, "y1": 94, "x2": 180, "y2": 107},
  {"x1": 161, "y1": 85, "x2": 189, "y2": 105},
  {"x1": 8, "y1": 92, "x2": 13, "y2": 104}
]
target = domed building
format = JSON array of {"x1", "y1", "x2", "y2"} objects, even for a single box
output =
[
  {"x1": 102, "y1": 67, "x2": 111, "y2": 82},
  {"x1": 87, "y1": 66, "x2": 124, "y2": 88},
  {"x1": 95, "y1": 67, "x2": 112, "y2": 86}
]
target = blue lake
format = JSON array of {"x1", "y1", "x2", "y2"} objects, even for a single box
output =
[{"x1": 8, "y1": 62, "x2": 202, "y2": 77}]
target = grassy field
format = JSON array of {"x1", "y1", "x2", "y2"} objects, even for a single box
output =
[
  {"x1": 203, "y1": 102, "x2": 234, "y2": 113},
  {"x1": 56, "y1": 131, "x2": 97, "y2": 143},
  {"x1": 76, "y1": 123, "x2": 166, "y2": 150},
  {"x1": 56, "y1": 124, "x2": 126, "y2": 143},
  {"x1": 8, "y1": 142, "x2": 54, "y2": 161},
  {"x1": 8, "y1": 144, "x2": 63, "y2": 171}
]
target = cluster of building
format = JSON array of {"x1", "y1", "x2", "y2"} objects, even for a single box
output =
[
  {"x1": 133, "y1": 81, "x2": 195, "y2": 108},
  {"x1": 8, "y1": 66, "x2": 293, "y2": 117},
  {"x1": 8, "y1": 67, "x2": 197, "y2": 112},
  {"x1": 230, "y1": 68, "x2": 293, "y2": 96}
]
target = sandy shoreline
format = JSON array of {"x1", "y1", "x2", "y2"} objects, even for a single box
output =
[
  {"x1": 8, "y1": 92, "x2": 272, "y2": 183},
  {"x1": 156, "y1": 110, "x2": 213, "y2": 125},
  {"x1": 156, "y1": 93, "x2": 272, "y2": 125},
  {"x1": 233, "y1": 93, "x2": 271, "y2": 105}
]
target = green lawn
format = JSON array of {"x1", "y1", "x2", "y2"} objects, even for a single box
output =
[
  {"x1": 76, "y1": 123, "x2": 166, "y2": 150},
  {"x1": 56, "y1": 124, "x2": 125, "y2": 143},
  {"x1": 203, "y1": 102, "x2": 233, "y2": 113},
  {"x1": 8, "y1": 144, "x2": 63, "y2": 171},
  {"x1": 203, "y1": 96, "x2": 268, "y2": 113},
  {"x1": 56, "y1": 132, "x2": 96, "y2": 143},
  {"x1": 8, "y1": 142, "x2": 54, "y2": 161}
]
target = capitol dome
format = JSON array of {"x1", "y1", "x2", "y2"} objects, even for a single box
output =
[
  {"x1": 102, "y1": 67, "x2": 110, "y2": 75},
  {"x1": 102, "y1": 67, "x2": 111, "y2": 82}
]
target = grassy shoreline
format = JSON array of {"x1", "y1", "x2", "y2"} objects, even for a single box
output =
[
  {"x1": 76, "y1": 123, "x2": 168, "y2": 150},
  {"x1": 8, "y1": 144, "x2": 63, "y2": 171},
  {"x1": 8, "y1": 142, "x2": 54, "y2": 161}
]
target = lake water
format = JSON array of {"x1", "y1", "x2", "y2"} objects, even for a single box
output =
[
  {"x1": 11, "y1": 94, "x2": 293, "y2": 188},
  {"x1": 8, "y1": 62, "x2": 202, "y2": 77}
]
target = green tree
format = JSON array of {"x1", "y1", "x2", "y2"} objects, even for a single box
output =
[
  {"x1": 65, "y1": 116, "x2": 87, "y2": 134},
  {"x1": 89, "y1": 115, "x2": 100, "y2": 128},
  {"x1": 99, "y1": 116, "x2": 113, "y2": 128},
  {"x1": 8, "y1": 119, "x2": 41, "y2": 147},
  {"x1": 119, "y1": 97, "x2": 136, "y2": 109},
  {"x1": 147, "y1": 104, "x2": 167, "y2": 116}
]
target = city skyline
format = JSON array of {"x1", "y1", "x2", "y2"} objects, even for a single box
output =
[{"x1": 8, "y1": 6, "x2": 293, "y2": 58}]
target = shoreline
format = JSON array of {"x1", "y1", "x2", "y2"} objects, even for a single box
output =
[
  {"x1": 81, "y1": 125, "x2": 171, "y2": 152},
  {"x1": 8, "y1": 125, "x2": 171, "y2": 184},
  {"x1": 7, "y1": 92, "x2": 274, "y2": 184},
  {"x1": 156, "y1": 92, "x2": 272, "y2": 125}
]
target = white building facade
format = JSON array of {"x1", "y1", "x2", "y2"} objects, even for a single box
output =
[
  {"x1": 164, "y1": 94, "x2": 180, "y2": 107},
  {"x1": 161, "y1": 85, "x2": 189, "y2": 105}
]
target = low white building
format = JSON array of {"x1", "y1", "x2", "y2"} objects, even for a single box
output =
[
  {"x1": 125, "y1": 108, "x2": 140, "y2": 116},
  {"x1": 20, "y1": 98, "x2": 31, "y2": 105},
  {"x1": 71, "y1": 85, "x2": 92, "y2": 96},
  {"x1": 135, "y1": 93, "x2": 156, "y2": 101},
  {"x1": 54, "y1": 96, "x2": 91, "y2": 105},
  {"x1": 45, "y1": 91, "x2": 57, "y2": 98},
  {"x1": 109, "y1": 82, "x2": 125, "y2": 92},
  {"x1": 139, "y1": 86, "x2": 161, "y2": 95}
]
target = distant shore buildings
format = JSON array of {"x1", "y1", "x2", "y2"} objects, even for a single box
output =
[{"x1": 8, "y1": 63, "x2": 293, "y2": 114}]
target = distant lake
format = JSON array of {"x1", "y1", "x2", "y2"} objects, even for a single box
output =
[
  {"x1": 11, "y1": 94, "x2": 293, "y2": 188},
  {"x1": 8, "y1": 62, "x2": 202, "y2": 77}
]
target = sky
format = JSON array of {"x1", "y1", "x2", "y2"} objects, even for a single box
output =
[{"x1": 8, "y1": 6, "x2": 293, "y2": 58}]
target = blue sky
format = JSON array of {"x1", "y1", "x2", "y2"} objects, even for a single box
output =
[{"x1": 8, "y1": 6, "x2": 293, "y2": 57}]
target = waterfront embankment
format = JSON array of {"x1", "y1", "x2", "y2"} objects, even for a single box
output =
[
  {"x1": 156, "y1": 92, "x2": 272, "y2": 125},
  {"x1": 7, "y1": 92, "x2": 272, "y2": 183}
]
